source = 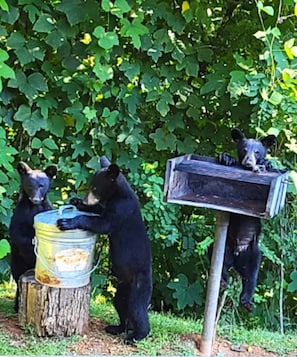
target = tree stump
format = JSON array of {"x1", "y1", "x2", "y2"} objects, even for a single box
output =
[{"x1": 18, "y1": 269, "x2": 90, "y2": 337}]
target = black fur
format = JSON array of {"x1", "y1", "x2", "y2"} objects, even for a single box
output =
[
  {"x1": 9, "y1": 162, "x2": 57, "y2": 311},
  {"x1": 57, "y1": 157, "x2": 152, "y2": 344},
  {"x1": 217, "y1": 128, "x2": 276, "y2": 311}
]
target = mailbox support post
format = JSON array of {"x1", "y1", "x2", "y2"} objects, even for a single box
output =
[{"x1": 200, "y1": 211, "x2": 230, "y2": 356}]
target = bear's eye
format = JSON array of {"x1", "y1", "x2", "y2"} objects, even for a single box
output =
[{"x1": 254, "y1": 150, "x2": 260, "y2": 156}]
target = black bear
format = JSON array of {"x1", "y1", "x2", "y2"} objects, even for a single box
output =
[
  {"x1": 217, "y1": 128, "x2": 276, "y2": 311},
  {"x1": 57, "y1": 156, "x2": 152, "y2": 345},
  {"x1": 9, "y1": 162, "x2": 57, "y2": 311}
]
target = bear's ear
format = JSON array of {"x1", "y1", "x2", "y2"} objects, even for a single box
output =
[
  {"x1": 44, "y1": 165, "x2": 57, "y2": 178},
  {"x1": 231, "y1": 128, "x2": 245, "y2": 142},
  {"x1": 106, "y1": 164, "x2": 120, "y2": 180},
  {"x1": 100, "y1": 156, "x2": 111, "y2": 168},
  {"x1": 17, "y1": 162, "x2": 31, "y2": 175},
  {"x1": 261, "y1": 135, "x2": 276, "y2": 148}
]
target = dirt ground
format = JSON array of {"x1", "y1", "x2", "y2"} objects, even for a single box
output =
[{"x1": 0, "y1": 312, "x2": 285, "y2": 356}]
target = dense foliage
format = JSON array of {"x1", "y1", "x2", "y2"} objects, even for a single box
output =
[{"x1": 0, "y1": 0, "x2": 296, "y2": 331}]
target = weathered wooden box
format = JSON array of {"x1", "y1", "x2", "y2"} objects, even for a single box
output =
[{"x1": 164, "y1": 154, "x2": 288, "y2": 219}]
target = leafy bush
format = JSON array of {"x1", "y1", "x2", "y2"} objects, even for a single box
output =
[{"x1": 0, "y1": 0, "x2": 296, "y2": 328}]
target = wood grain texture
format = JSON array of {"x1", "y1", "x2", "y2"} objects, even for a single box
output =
[{"x1": 18, "y1": 269, "x2": 90, "y2": 337}]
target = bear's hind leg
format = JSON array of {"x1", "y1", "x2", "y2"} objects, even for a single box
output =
[
  {"x1": 234, "y1": 246, "x2": 261, "y2": 312},
  {"x1": 221, "y1": 245, "x2": 234, "y2": 290},
  {"x1": 105, "y1": 281, "x2": 130, "y2": 336},
  {"x1": 124, "y1": 272, "x2": 152, "y2": 345}
]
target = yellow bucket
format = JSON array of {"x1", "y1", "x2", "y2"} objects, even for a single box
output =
[{"x1": 34, "y1": 205, "x2": 98, "y2": 288}]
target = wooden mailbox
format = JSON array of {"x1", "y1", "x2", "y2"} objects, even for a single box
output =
[
  {"x1": 164, "y1": 154, "x2": 288, "y2": 356},
  {"x1": 164, "y1": 154, "x2": 288, "y2": 219}
]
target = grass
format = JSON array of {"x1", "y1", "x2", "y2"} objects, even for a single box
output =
[{"x1": 0, "y1": 287, "x2": 296, "y2": 356}]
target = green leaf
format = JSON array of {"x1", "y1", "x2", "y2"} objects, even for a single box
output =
[
  {"x1": 6, "y1": 32, "x2": 25, "y2": 48},
  {"x1": 168, "y1": 274, "x2": 203, "y2": 309},
  {"x1": 48, "y1": 115, "x2": 65, "y2": 138},
  {"x1": 43, "y1": 138, "x2": 59, "y2": 150},
  {"x1": 268, "y1": 91, "x2": 283, "y2": 105},
  {"x1": 0, "y1": 49, "x2": 9, "y2": 62},
  {"x1": 86, "y1": 156, "x2": 100, "y2": 170},
  {"x1": 0, "y1": 62, "x2": 15, "y2": 80},
  {"x1": 122, "y1": 87, "x2": 141, "y2": 114},
  {"x1": 234, "y1": 53, "x2": 253, "y2": 70},
  {"x1": 156, "y1": 99, "x2": 170, "y2": 117},
  {"x1": 254, "y1": 30, "x2": 266, "y2": 40},
  {"x1": 262, "y1": 6, "x2": 274, "y2": 16},
  {"x1": 100, "y1": 32, "x2": 119, "y2": 50},
  {"x1": 0, "y1": 49, "x2": 15, "y2": 90},
  {"x1": 28, "y1": 72, "x2": 48, "y2": 92},
  {"x1": 33, "y1": 14, "x2": 55, "y2": 32},
  {"x1": 119, "y1": 61, "x2": 140, "y2": 81},
  {"x1": 14, "y1": 106, "x2": 47, "y2": 135},
  {"x1": 0, "y1": 239, "x2": 10, "y2": 259},
  {"x1": 0, "y1": 0, "x2": 8, "y2": 11},
  {"x1": 101, "y1": 0, "x2": 111, "y2": 12},
  {"x1": 200, "y1": 73, "x2": 225, "y2": 94},
  {"x1": 68, "y1": 134, "x2": 93, "y2": 159},
  {"x1": 83, "y1": 106, "x2": 97, "y2": 121},
  {"x1": 121, "y1": 17, "x2": 149, "y2": 49},
  {"x1": 15, "y1": 47, "x2": 34, "y2": 65},
  {"x1": 24, "y1": 4, "x2": 40, "y2": 23},
  {"x1": 228, "y1": 70, "x2": 247, "y2": 99},
  {"x1": 93, "y1": 62, "x2": 114, "y2": 82},
  {"x1": 149, "y1": 128, "x2": 177, "y2": 151},
  {"x1": 0, "y1": 138, "x2": 18, "y2": 171},
  {"x1": 185, "y1": 59, "x2": 198, "y2": 77},
  {"x1": 114, "y1": 0, "x2": 130, "y2": 13},
  {"x1": 37, "y1": 96, "x2": 57, "y2": 120},
  {"x1": 197, "y1": 47, "x2": 213, "y2": 62},
  {"x1": 45, "y1": 29, "x2": 66, "y2": 50},
  {"x1": 56, "y1": 1, "x2": 87, "y2": 26},
  {"x1": 288, "y1": 271, "x2": 297, "y2": 292},
  {"x1": 124, "y1": 128, "x2": 148, "y2": 153},
  {"x1": 0, "y1": 5, "x2": 19, "y2": 24},
  {"x1": 109, "y1": 0, "x2": 131, "y2": 18},
  {"x1": 0, "y1": 170, "x2": 8, "y2": 184},
  {"x1": 172, "y1": 46, "x2": 185, "y2": 64},
  {"x1": 102, "y1": 107, "x2": 119, "y2": 127},
  {"x1": 92, "y1": 26, "x2": 120, "y2": 51},
  {"x1": 284, "y1": 39, "x2": 296, "y2": 60},
  {"x1": 32, "y1": 137, "x2": 42, "y2": 149},
  {"x1": 147, "y1": 46, "x2": 163, "y2": 63},
  {"x1": 65, "y1": 102, "x2": 86, "y2": 132}
]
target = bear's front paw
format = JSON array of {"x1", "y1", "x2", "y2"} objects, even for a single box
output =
[
  {"x1": 264, "y1": 159, "x2": 273, "y2": 171},
  {"x1": 69, "y1": 197, "x2": 83, "y2": 207},
  {"x1": 218, "y1": 153, "x2": 236, "y2": 166},
  {"x1": 57, "y1": 218, "x2": 77, "y2": 231}
]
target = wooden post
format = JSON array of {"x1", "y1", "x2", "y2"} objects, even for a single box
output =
[
  {"x1": 18, "y1": 269, "x2": 90, "y2": 337},
  {"x1": 200, "y1": 211, "x2": 230, "y2": 356}
]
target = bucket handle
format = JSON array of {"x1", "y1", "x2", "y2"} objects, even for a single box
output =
[
  {"x1": 33, "y1": 238, "x2": 101, "y2": 280},
  {"x1": 58, "y1": 204, "x2": 77, "y2": 215}
]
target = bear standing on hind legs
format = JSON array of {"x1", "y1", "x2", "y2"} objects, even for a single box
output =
[
  {"x1": 57, "y1": 156, "x2": 152, "y2": 345},
  {"x1": 217, "y1": 128, "x2": 276, "y2": 312},
  {"x1": 9, "y1": 162, "x2": 57, "y2": 312}
]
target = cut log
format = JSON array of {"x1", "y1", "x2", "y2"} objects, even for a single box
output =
[{"x1": 18, "y1": 269, "x2": 90, "y2": 337}]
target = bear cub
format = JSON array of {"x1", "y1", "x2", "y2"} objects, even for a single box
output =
[
  {"x1": 217, "y1": 128, "x2": 276, "y2": 311},
  {"x1": 57, "y1": 156, "x2": 152, "y2": 345},
  {"x1": 9, "y1": 162, "x2": 57, "y2": 312}
]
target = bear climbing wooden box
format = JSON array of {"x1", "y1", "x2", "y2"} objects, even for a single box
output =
[{"x1": 164, "y1": 154, "x2": 288, "y2": 219}]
